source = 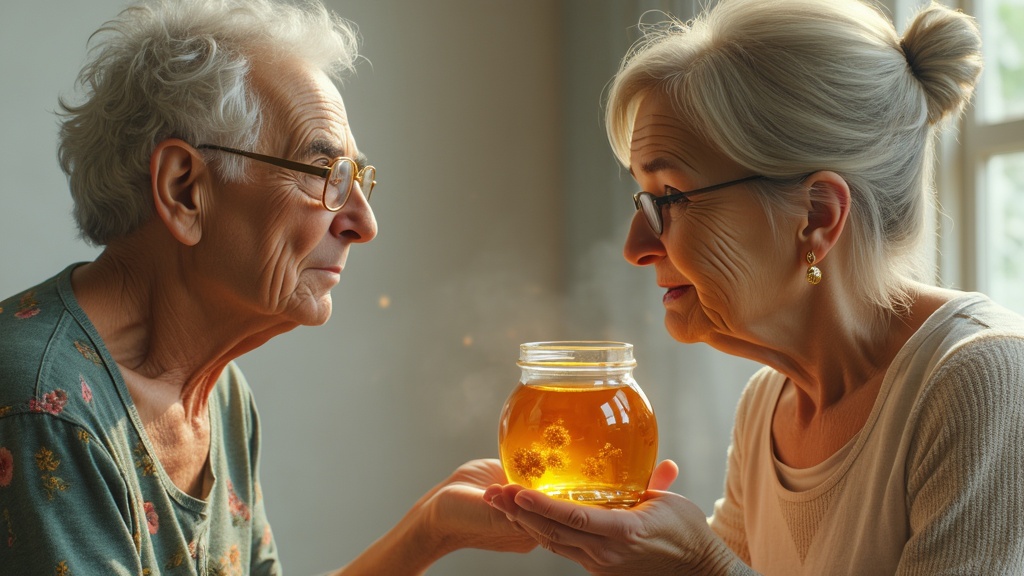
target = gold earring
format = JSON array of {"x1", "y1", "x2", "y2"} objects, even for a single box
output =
[{"x1": 806, "y1": 251, "x2": 822, "y2": 285}]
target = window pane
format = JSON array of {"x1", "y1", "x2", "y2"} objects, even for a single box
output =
[
  {"x1": 979, "y1": 0, "x2": 1024, "y2": 123},
  {"x1": 985, "y1": 151, "x2": 1024, "y2": 313}
]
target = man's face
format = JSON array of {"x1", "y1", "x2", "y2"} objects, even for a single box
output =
[{"x1": 194, "y1": 58, "x2": 378, "y2": 328}]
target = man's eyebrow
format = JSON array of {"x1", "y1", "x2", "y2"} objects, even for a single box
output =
[
  {"x1": 307, "y1": 139, "x2": 346, "y2": 159},
  {"x1": 307, "y1": 139, "x2": 370, "y2": 167}
]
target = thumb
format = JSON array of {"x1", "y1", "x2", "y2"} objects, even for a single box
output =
[{"x1": 648, "y1": 459, "x2": 679, "y2": 491}]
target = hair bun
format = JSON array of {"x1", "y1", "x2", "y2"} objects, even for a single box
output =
[{"x1": 899, "y1": 2, "x2": 983, "y2": 125}]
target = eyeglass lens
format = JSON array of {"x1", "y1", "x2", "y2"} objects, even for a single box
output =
[
  {"x1": 325, "y1": 158, "x2": 354, "y2": 210},
  {"x1": 325, "y1": 159, "x2": 375, "y2": 210},
  {"x1": 637, "y1": 194, "x2": 662, "y2": 234}
]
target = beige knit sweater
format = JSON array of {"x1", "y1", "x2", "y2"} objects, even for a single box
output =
[{"x1": 709, "y1": 293, "x2": 1024, "y2": 575}]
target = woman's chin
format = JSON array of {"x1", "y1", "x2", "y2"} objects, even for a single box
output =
[{"x1": 664, "y1": 315, "x2": 707, "y2": 344}]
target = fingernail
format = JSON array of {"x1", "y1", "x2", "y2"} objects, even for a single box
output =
[{"x1": 515, "y1": 493, "x2": 534, "y2": 510}]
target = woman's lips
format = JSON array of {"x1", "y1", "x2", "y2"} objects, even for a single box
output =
[{"x1": 663, "y1": 285, "x2": 690, "y2": 304}]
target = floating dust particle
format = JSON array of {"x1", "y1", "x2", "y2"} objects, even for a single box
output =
[
  {"x1": 542, "y1": 420, "x2": 571, "y2": 450},
  {"x1": 378, "y1": 295, "x2": 391, "y2": 309},
  {"x1": 511, "y1": 448, "x2": 546, "y2": 480},
  {"x1": 462, "y1": 335, "x2": 473, "y2": 347},
  {"x1": 582, "y1": 456, "x2": 605, "y2": 480}
]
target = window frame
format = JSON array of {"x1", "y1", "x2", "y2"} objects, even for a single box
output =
[{"x1": 905, "y1": 0, "x2": 1024, "y2": 295}]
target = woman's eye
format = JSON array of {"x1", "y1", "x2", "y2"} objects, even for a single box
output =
[{"x1": 664, "y1": 185, "x2": 692, "y2": 204}]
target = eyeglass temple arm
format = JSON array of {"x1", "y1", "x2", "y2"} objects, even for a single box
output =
[
  {"x1": 196, "y1": 144, "x2": 331, "y2": 178},
  {"x1": 652, "y1": 174, "x2": 767, "y2": 206}
]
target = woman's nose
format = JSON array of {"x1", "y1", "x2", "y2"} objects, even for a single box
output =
[
  {"x1": 330, "y1": 182, "x2": 377, "y2": 242},
  {"x1": 623, "y1": 210, "x2": 664, "y2": 266}
]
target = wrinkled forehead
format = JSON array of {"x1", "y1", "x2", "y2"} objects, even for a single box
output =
[
  {"x1": 629, "y1": 92, "x2": 702, "y2": 174},
  {"x1": 252, "y1": 57, "x2": 355, "y2": 156}
]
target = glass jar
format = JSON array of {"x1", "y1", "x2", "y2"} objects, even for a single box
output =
[{"x1": 498, "y1": 341, "x2": 658, "y2": 508}]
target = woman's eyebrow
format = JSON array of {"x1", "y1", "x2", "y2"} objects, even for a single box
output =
[{"x1": 628, "y1": 156, "x2": 685, "y2": 178}]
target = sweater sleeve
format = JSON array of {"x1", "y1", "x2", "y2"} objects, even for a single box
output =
[
  {"x1": 0, "y1": 412, "x2": 142, "y2": 575},
  {"x1": 709, "y1": 374, "x2": 761, "y2": 565},
  {"x1": 898, "y1": 332, "x2": 1024, "y2": 575}
]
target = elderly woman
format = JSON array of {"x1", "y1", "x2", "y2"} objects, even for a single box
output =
[
  {"x1": 486, "y1": 0, "x2": 1024, "y2": 574},
  {"x1": 0, "y1": 0, "x2": 533, "y2": 573}
]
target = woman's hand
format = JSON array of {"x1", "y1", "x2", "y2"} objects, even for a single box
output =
[
  {"x1": 418, "y1": 458, "x2": 537, "y2": 555},
  {"x1": 483, "y1": 460, "x2": 739, "y2": 576}
]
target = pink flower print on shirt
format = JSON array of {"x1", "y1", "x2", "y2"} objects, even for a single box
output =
[
  {"x1": 0, "y1": 448, "x2": 13, "y2": 487},
  {"x1": 216, "y1": 544, "x2": 243, "y2": 576},
  {"x1": 226, "y1": 481, "x2": 251, "y2": 526},
  {"x1": 144, "y1": 501, "x2": 159, "y2": 534},
  {"x1": 80, "y1": 376, "x2": 93, "y2": 403},
  {"x1": 28, "y1": 389, "x2": 69, "y2": 415},
  {"x1": 14, "y1": 291, "x2": 40, "y2": 319}
]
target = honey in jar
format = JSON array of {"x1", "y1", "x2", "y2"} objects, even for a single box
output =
[{"x1": 498, "y1": 341, "x2": 658, "y2": 508}]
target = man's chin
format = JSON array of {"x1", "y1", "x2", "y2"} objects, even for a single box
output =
[{"x1": 282, "y1": 295, "x2": 333, "y2": 327}]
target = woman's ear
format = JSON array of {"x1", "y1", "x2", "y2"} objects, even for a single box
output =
[
  {"x1": 798, "y1": 171, "x2": 851, "y2": 263},
  {"x1": 150, "y1": 139, "x2": 206, "y2": 246}
]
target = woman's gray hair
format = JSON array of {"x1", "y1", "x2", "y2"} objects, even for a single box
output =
[
  {"x1": 58, "y1": 0, "x2": 360, "y2": 246},
  {"x1": 606, "y1": 0, "x2": 982, "y2": 314}
]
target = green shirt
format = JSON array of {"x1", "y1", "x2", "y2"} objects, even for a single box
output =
[{"x1": 0, "y1": 265, "x2": 282, "y2": 575}]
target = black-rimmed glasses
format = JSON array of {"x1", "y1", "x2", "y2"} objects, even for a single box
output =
[
  {"x1": 197, "y1": 144, "x2": 376, "y2": 212},
  {"x1": 632, "y1": 174, "x2": 765, "y2": 235}
]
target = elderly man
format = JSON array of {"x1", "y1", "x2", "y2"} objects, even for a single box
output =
[{"x1": 0, "y1": 0, "x2": 533, "y2": 573}]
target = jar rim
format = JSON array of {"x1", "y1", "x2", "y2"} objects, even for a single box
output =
[{"x1": 518, "y1": 341, "x2": 635, "y2": 367}]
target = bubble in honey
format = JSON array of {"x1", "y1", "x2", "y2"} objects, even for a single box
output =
[
  {"x1": 545, "y1": 451, "x2": 568, "y2": 470},
  {"x1": 581, "y1": 443, "x2": 624, "y2": 481},
  {"x1": 511, "y1": 448, "x2": 546, "y2": 480},
  {"x1": 582, "y1": 456, "x2": 605, "y2": 480},
  {"x1": 542, "y1": 420, "x2": 571, "y2": 450},
  {"x1": 598, "y1": 443, "x2": 623, "y2": 460}
]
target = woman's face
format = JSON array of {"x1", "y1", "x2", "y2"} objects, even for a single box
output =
[
  {"x1": 195, "y1": 59, "x2": 377, "y2": 328},
  {"x1": 623, "y1": 92, "x2": 797, "y2": 347}
]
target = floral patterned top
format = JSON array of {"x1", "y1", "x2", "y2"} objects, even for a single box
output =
[{"x1": 0, "y1": 265, "x2": 281, "y2": 575}]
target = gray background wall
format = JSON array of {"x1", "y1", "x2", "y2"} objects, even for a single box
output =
[{"x1": 1, "y1": 1, "x2": 891, "y2": 574}]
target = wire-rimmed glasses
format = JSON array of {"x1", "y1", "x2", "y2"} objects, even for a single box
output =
[
  {"x1": 632, "y1": 174, "x2": 765, "y2": 235},
  {"x1": 197, "y1": 144, "x2": 376, "y2": 212}
]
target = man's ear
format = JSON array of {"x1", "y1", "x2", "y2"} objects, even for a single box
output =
[
  {"x1": 798, "y1": 171, "x2": 851, "y2": 264},
  {"x1": 150, "y1": 138, "x2": 206, "y2": 246}
]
